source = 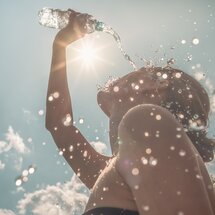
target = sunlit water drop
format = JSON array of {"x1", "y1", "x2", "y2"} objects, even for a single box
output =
[
  {"x1": 38, "y1": 110, "x2": 44, "y2": 116},
  {"x1": 15, "y1": 178, "x2": 22, "y2": 186},
  {"x1": 79, "y1": 118, "x2": 84, "y2": 124},
  {"x1": 132, "y1": 168, "x2": 139, "y2": 175},
  {"x1": 192, "y1": 38, "x2": 200, "y2": 45}
]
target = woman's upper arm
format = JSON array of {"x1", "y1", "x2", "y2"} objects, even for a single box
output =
[{"x1": 116, "y1": 104, "x2": 212, "y2": 215}]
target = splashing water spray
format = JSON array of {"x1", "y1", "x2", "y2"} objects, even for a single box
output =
[{"x1": 38, "y1": 8, "x2": 138, "y2": 71}]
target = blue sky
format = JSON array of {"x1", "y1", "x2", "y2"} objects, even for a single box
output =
[{"x1": 0, "y1": 0, "x2": 215, "y2": 214}]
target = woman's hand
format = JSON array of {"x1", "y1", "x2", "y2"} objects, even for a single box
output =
[{"x1": 54, "y1": 9, "x2": 89, "y2": 47}]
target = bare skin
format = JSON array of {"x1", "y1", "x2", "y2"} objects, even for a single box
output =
[
  {"x1": 46, "y1": 10, "x2": 215, "y2": 215},
  {"x1": 46, "y1": 11, "x2": 113, "y2": 189}
]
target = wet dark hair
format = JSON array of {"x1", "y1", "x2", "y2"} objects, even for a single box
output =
[
  {"x1": 101, "y1": 66, "x2": 215, "y2": 162},
  {"x1": 154, "y1": 67, "x2": 215, "y2": 162}
]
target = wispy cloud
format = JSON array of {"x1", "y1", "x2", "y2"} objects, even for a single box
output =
[
  {"x1": 17, "y1": 175, "x2": 89, "y2": 215},
  {"x1": 0, "y1": 126, "x2": 30, "y2": 171},
  {"x1": 0, "y1": 127, "x2": 30, "y2": 154},
  {"x1": 0, "y1": 209, "x2": 16, "y2": 215},
  {"x1": 5, "y1": 126, "x2": 30, "y2": 154}
]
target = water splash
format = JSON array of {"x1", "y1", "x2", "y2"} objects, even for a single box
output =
[{"x1": 100, "y1": 23, "x2": 138, "y2": 71}]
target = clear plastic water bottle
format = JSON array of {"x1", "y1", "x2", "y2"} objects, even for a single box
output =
[{"x1": 38, "y1": 8, "x2": 105, "y2": 33}]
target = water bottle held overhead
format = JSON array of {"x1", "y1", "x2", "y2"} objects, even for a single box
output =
[
  {"x1": 38, "y1": 7, "x2": 137, "y2": 71},
  {"x1": 38, "y1": 8, "x2": 105, "y2": 33}
]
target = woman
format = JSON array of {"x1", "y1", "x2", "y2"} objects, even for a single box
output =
[{"x1": 45, "y1": 10, "x2": 215, "y2": 215}]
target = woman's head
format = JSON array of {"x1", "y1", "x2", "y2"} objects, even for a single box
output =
[{"x1": 97, "y1": 67, "x2": 214, "y2": 161}]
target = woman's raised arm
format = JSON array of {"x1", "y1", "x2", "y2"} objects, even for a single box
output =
[{"x1": 45, "y1": 11, "x2": 112, "y2": 189}]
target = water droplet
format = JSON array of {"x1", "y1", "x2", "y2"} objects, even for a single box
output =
[
  {"x1": 53, "y1": 92, "x2": 60, "y2": 98},
  {"x1": 146, "y1": 148, "x2": 152, "y2": 154},
  {"x1": 175, "y1": 72, "x2": 182, "y2": 78},
  {"x1": 28, "y1": 166, "x2": 36, "y2": 174},
  {"x1": 103, "y1": 187, "x2": 109, "y2": 191},
  {"x1": 79, "y1": 118, "x2": 84, "y2": 124},
  {"x1": 38, "y1": 110, "x2": 44, "y2": 116},
  {"x1": 134, "y1": 185, "x2": 139, "y2": 190},
  {"x1": 186, "y1": 54, "x2": 193, "y2": 62},
  {"x1": 155, "y1": 114, "x2": 162, "y2": 120},
  {"x1": 178, "y1": 211, "x2": 184, "y2": 215},
  {"x1": 22, "y1": 170, "x2": 29, "y2": 177},
  {"x1": 83, "y1": 151, "x2": 88, "y2": 157},
  {"x1": 170, "y1": 146, "x2": 175, "y2": 150},
  {"x1": 22, "y1": 176, "x2": 28, "y2": 182},
  {"x1": 144, "y1": 132, "x2": 149, "y2": 137},
  {"x1": 141, "y1": 157, "x2": 148, "y2": 165},
  {"x1": 178, "y1": 114, "x2": 184, "y2": 119},
  {"x1": 192, "y1": 38, "x2": 199, "y2": 45},
  {"x1": 179, "y1": 150, "x2": 186, "y2": 157},
  {"x1": 139, "y1": 79, "x2": 144, "y2": 84},
  {"x1": 69, "y1": 145, "x2": 74, "y2": 152},
  {"x1": 181, "y1": 40, "x2": 186, "y2": 44},
  {"x1": 188, "y1": 94, "x2": 193, "y2": 98},
  {"x1": 27, "y1": 138, "x2": 32, "y2": 143},
  {"x1": 178, "y1": 89, "x2": 182, "y2": 94},
  {"x1": 196, "y1": 174, "x2": 202, "y2": 179},
  {"x1": 15, "y1": 178, "x2": 22, "y2": 186},
  {"x1": 162, "y1": 73, "x2": 168, "y2": 79},
  {"x1": 62, "y1": 114, "x2": 72, "y2": 126},
  {"x1": 130, "y1": 97, "x2": 134, "y2": 101},
  {"x1": 132, "y1": 168, "x2": 139, "y2": 175},
  {"x1": 156, "y1": 72, "x2": 162, "y2": 77},
  {"x1": 176, "y1": 134, "x2": 182, "y2": 138},
  {"x1": 59, "y1": 150, "x2": 63, "y2": 156},
  {"x1": 167, "y1": 58, "x2": 175, "y2": 66},
  {"x1": 149, "y1": 157, "x2": 158, "y2": 166},
  {"x1": 142, "y1": 205, "x2": 150, "y2": 211},
  {"x1": 177, "y1": 191, "x2": 182, "y2": 195},
  {"x1": 113, "y1": 86, "x2": 119, "y2": 92},
  {"x1": 176, "y1": 127, "x2": 182, "y2": 131},
  {"x1": 134, "y1": 85, "x2": 139, "y2": 90},
  {"x1": 48, "y1": 95, "x2": 54, "y2": 101}
]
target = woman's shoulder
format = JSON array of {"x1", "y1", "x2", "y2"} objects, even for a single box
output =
[
  {"x1": 116, "y1": 103, "x2": 197, "y2": 177},
  {"x1": 117, "y1": 104, "x2": 187, "y2": 150}
]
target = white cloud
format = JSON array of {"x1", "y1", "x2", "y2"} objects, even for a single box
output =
[
  {"x1": 0, "y1": 127, "x2": 30, "y2": 171},
  {"x1": 90, "y1": 141, "x2": 108, "y2": 154},
  {"x1": 0, "y1": 160, "x2": 5, "y2": 170},
  {"x1": 0, "y1": 209, "x2": 16, "y2": 215},
  {"x1": 0, "y1": 127, "x2": 30, "y2": 154},
  {"x1": 5, "y1": 126, "x2": 30, "y2": 154},
  {"x1": 17, "y1": 175, "x2": 89, "y2": 215}
]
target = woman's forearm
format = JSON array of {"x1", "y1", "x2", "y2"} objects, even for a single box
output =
[{"x1": 45, "y1": 41, "x2": 73, "y2": 131}]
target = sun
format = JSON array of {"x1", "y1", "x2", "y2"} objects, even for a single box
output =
[
  {"x1": 79, "y1": 44, "x2": 97, "y2": 66},
  {"x1": 70, "y1": 37, "x2": 105, "y2": 73}
]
